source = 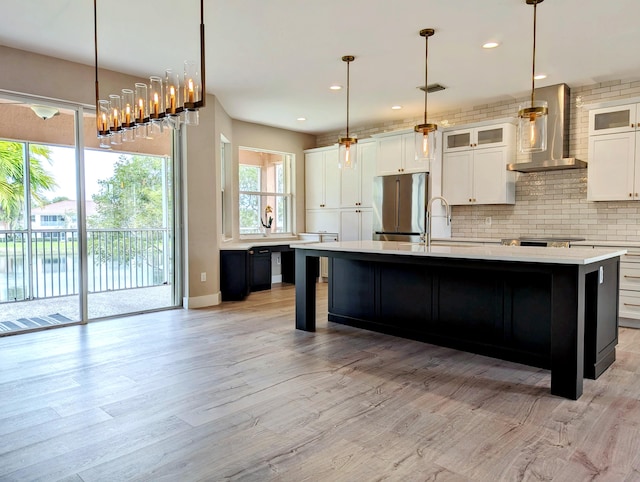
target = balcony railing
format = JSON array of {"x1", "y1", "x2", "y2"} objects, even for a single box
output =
[{"x1": 0, "y1": 228, "x2": 172, "y2": 303}]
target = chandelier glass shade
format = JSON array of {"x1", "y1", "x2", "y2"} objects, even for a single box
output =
[{"x1": 94, "y1": 0, "x2": 205, "y2": 147}]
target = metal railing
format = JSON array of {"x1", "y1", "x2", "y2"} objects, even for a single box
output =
[{"x1": 0, "y1": 228, "x2": 172, "y2": 303}]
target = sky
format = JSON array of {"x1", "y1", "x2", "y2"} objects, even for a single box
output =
[{"x1": 46, "y1": 146, "x2": 116, "y2": 200}]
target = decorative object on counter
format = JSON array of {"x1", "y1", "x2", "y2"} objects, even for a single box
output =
[
  {"x1": 93, "y1": 0, "x2": 206, "y2": 148},
  {"x1": 414, "y1": 28, "x2": 438, "y2": 163},
  {"x1": 338, "y1": 55, "x2": 358, "y2": 169},
  {"x1": 518, "y1": 0, "x2": 547, "y2": 153},
  {"x1": 261, "y1": 205, "x2": 273, "y2": 232}
]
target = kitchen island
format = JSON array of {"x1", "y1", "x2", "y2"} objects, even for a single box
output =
[{"x1": 294, "y1": 241, "x2": 625, "y2": 400}]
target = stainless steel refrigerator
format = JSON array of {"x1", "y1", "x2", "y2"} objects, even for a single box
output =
[{"x1": 372, "y1": 172, "x2": 428, "y2": 242}]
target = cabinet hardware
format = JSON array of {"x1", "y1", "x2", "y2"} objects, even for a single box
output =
[
  {"x1": 630, "y1": 193, "x2": 633, "y2": 198},
  {"x1": 624, "y1": 275, "x2": 640, "y2": 279},
  {"x1": 258, "y1": 249, "x2": 269, "y2": 254},
  {"x1": 469, "y1": 198, "x2": 472, "y2": 202},
  {"x1": 624, "y1": 302, "x2": 640, "y2": 308},
  {"x1": 249, "y1": 250, "x2": 254, "y2": 255}
]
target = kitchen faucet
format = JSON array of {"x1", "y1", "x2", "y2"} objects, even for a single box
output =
[{"x1": 424, "y1": 196, "x2": 451, "y2": 248}]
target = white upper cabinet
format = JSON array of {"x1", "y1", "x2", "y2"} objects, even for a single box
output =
[
  {"x1": 588, "y1": 131, "x2": 640, "y2": 201},
  {"x1": 305, "y1": 146, "x2": 340, "y2": 209},
  {"x1": 588, "y1": 102, "x2": 640, "y2": 201},
  {"x1": 375, "y1": 131, "x2": 429, "y2": 176},
  {"x1": 442, "y1": 121, "x2": 515, "y2": 205},
  {"x1": 589, "y1": 104, "x2": 639, "y2": 136},
  {"x1": 443, "y1": 124, "x2": 511, "y2": 152},
  {"x1": 340, "y1": 140, "x2": 376, "y2": 208}
]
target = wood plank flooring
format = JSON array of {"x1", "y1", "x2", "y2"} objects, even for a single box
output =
[{"x1": 1, "y1": 283, "x2": 640, "y2": 481}]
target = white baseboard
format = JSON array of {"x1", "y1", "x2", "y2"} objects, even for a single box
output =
[
  {"x1": 182, "y1": 292, "x2": 221, "y2": 309},
  {"x1": 272, "y1": 274, "x2": 282, "y2": 284}
]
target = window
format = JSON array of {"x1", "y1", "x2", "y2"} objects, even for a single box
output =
[
  {"x1": 238, "y1": 148, "x2": 292, "y2": 235},
  {"x1": 220, "y1": 135, "x2": 232, "y2": 239},
  {"x1": 41, "y1": 215, "x2": 65, "y2": 226}
]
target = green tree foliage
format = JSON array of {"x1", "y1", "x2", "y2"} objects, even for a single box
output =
[
  {"x1": 90, "y1": 154, "x2": 166, "y2": 229},
  {"x1": 239, "y1": 164, "x2": 259, "y2": 232},
  {"x1": 0, "y1": 141, "x2": 57, "y2": 229}
]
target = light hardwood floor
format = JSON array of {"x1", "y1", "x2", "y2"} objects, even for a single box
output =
[{"x1": 1, "y1": 283, "x2": 640, "y2": 481}]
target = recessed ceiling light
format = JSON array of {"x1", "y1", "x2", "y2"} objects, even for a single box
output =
[
  {"x1": 329, "y1": 84, "x2": 342, "y2": 91},
  {"x1": 534, "y1": 73, "x2": 547, "y2": 80},
  {"x1": 391, "y1": 105, "x2": 402, "y2": 110},
  {"x1": 482, "y1": 41, "x2": 500, "y2": 49},
  {"x1": 297, "y1": 117, "x2": 306, "y2": 121}
]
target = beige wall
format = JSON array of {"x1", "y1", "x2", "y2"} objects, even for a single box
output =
[
  {"x1": 231, "y1": 120, "x2": 316, "y2": 238},
  {"x1": 317, "y1": 79, "x2": 640, "y2": 242},
  {"x1": 183, "y1": 94, "x2": 219, "y2": 306}
]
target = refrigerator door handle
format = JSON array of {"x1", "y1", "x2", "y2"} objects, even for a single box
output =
[{"x1": 395, "y1": 178, "x2": 400, "y2": 231}]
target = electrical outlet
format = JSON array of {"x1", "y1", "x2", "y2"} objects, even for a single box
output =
[
  {"x1": 200, "y1": 272, "x2": 206, "y2": 282},
  {"x1": 276, "y1": 254, "x2": 281, "y2": 265},
  {"x1": 485, "y1": 217, "x2": 492, "y2": 226}
]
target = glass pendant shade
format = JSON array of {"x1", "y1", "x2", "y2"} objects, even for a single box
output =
[
  {"x1": 518, "y1": 99, "x2": 548, "y2": 152},
  {"x1": 121, "y1": 89, "x2": 135, "y2": 129},
  {"x1": 165, "y1": 69, "x2": 182, "y2": 116},
  {"x1": 134, "y1": 83, "x2": 148, "y2": 123},
  {"x1": 184, "y1": 109, "x2": 200, "y2": 126},
  {"x1": 338, "y1": 137, "x2": 358, "y2": 170},
  {"x1": 414, "y1": 28, "x2": 437, "y2": 163},
  {"x1": 149, "y1": 76, "x2": 164, "y2": 121},
  {"x1": 97, "y1": 99, "x2": 110, "y2": 137},
  {"x1": 184, "y1": 60, "x2": 202, "y2": 107},
  {"x1": 414, "y1": 124, "x2": 437, "y2": 162}
]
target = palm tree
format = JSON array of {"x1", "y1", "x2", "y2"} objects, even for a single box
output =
[{"x1": 0, "y1": 140, "x2": 57, "y2": 229}]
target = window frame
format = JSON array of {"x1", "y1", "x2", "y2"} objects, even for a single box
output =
[{"x1": 237, "y1": 147, "x2": 293, "y2": 238}]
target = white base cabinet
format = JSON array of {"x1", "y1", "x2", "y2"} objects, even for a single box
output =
[
  {"x1": 579, "y1": 242, "x2": 640, "y2": 326},
  {"x1": 339, "y1": 209, "x2": 373, "y2": 242}
]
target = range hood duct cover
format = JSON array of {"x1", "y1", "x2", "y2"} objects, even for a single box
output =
[{"x1": 508, "y1": 83, "x2": 587, "y2": 172}]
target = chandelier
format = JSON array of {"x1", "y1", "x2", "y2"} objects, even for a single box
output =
[{"x1": 94, "y1": 0, "x2": 206, "y2": 147}]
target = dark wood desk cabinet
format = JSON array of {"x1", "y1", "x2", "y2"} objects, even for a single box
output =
[{"x1": 220, "y1": 244, "x2": 295, "y2": 301}]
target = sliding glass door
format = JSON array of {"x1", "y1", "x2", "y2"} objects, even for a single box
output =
[
  {"x1": 0, "y1": 93, "x2": 181, "y2": 334},
  {"x1": 0, "y1": 100, "x2": 81, "y2": 332},
  {"x1": 83, "y1": 139, "x2": 177, "y2": 319}
]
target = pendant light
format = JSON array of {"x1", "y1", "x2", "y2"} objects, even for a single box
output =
[
  {"x1": 414, "y1": 28, "x2": 437, "y2": 163},
  {"x1": 338, "y1": 55, "x2": 357, "y2": 169},
  {"x1": 518, "y1": 0, "x2": 547, "y2": 153}
]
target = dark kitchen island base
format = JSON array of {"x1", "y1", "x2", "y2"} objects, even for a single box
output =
[{"x1": 295, "y1": 244, "x2": 621, "y2": 400}]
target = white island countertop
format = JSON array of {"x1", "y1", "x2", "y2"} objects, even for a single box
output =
[{"x1": 293, "y1": 240, "x2": 626, "y2": 265}]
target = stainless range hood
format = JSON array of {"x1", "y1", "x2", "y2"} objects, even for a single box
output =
[{"x1": 507, "y1": 84, "x2": 587, "y2": 172}]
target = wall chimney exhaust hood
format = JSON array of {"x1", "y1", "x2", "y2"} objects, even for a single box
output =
[{"x1": 507, "y1": 83, "x2": 587, "y2": 172}]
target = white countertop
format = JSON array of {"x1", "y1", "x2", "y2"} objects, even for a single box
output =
[
  {"x1": 294, "y1": 240, "x2": 626, "y2": 265},
  {"x1": 571, "y1": 240, "x2": 640, "y2": 248},
  {"x1": 220, "y1": 238, "x2": 316, "y2": 251}
]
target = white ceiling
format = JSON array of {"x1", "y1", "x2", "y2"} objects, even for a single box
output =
[{"x1": 2, "y1": 0, "x2": 640, "y2": 135}]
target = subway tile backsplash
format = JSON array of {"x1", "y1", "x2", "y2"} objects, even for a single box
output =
[{"x1": 316, "y1": 79, "x2": 640, "y2": 241}]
